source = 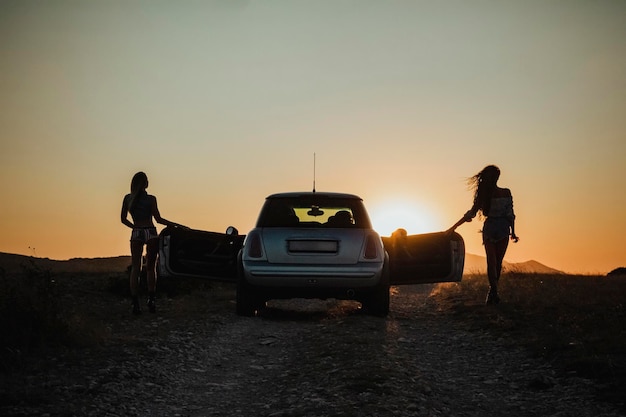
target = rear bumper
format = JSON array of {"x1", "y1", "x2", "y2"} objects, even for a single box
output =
[
  {"x1": 247, "y1": 285, "x2": 381, "y2": 302},
  {"x1": 242, "y1": 262, "x2": 384, "y2": 289}
]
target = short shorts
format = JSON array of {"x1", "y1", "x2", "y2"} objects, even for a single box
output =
[
  {"x1": 482, "y1": 217, "x2": 511, "y2": 244},
  {"x1": 130, "y1": 227, "x2": 158, "y2": 244}
]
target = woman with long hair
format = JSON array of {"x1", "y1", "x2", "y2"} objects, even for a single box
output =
[
  {"x1": 448, "y1": 165, "x2": 519, "y2": 304},
  {"x1": 121, "y1": 172, "x2": 183, "y2": 314}
]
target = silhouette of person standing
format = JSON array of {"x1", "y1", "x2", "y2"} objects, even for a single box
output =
[
  {"x1": 448, "y1": 165, "x2": 519, "y2": 304},
  {"x1": 121, "y1": 172, "x2": 183, "y2": 314}
]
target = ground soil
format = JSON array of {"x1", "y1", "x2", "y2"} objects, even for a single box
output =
[{"x1": 1, "y1": 273, "x2": 624, "y2": 417}]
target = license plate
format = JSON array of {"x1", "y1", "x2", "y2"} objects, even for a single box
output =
[{"x1": 288, "y1": 240, "x2": 338, "y2": 253}]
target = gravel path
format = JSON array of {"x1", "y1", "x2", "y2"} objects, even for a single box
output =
[{"x1": 1, "y1": 284, "x2": 622, "y2": 417}]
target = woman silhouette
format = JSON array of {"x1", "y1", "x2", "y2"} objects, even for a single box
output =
[
  {"x1": 448, "y1": 165, "x2": 519, "y2": 304},
  {"x1": 121, "y1": 172, "x2": 183, "y2": 314}
]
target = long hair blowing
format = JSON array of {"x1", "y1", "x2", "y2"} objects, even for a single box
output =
[
  {"x1": 128, "y1": 172, "x2": 148, "y2": 210},
  {"x1": 467, "y1": 165, "x2": 500, "y2": 216}
]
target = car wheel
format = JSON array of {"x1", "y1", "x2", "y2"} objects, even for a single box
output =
[
  {"x1": 235, "y1": 256, "x2": 261, "y2": 317},
  {"x1": 362, "y1": 262, "x2": 390, "y2": 317},
  {"x1": 362, "y1": 286, "x2": 390, "y2": 317},
  {"x1": 236, "y1": 278, "x2": 258, "y2": 317}
]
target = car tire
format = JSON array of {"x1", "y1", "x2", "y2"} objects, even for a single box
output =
[
  {"x1": 235, "y1": 254, "x2": 261, "y2": 317},
  {"x1": 361, "y1": 261, "x2": 390, "y2": 317},
  {"x1": 236, "y1": 279, "x2": 257, "y2": 316}
]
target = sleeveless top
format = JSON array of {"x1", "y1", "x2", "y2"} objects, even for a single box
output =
[
  {"x1": 486, "y1": 196, "x2": 515, "y2": 220},
  {"x1": 127, "y1": 191, "x2": 153, "y2": 223}
]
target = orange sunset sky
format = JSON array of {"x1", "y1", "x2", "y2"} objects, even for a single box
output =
[{"x1": 1, "y1": 1, "x2": 625, "y2": 274}]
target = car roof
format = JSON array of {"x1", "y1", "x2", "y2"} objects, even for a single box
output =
[{"x1": 266, "y1": 191, "x2": 362, "y2": 200}]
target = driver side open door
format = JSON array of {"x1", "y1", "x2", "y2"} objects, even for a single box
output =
[{"x1": 383, "y1": 231, "x2": 465, "y2": 285}]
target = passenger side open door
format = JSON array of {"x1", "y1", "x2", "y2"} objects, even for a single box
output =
[
  {"x1": 382, "y1": 231, "x2": 465, "y2": 285},
  {"x1": 158, "y1": 226, "x2": 245, "y2": 281}
]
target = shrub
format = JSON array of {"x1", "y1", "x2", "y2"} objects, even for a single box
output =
[
  {"x1": 0, "y1": 261, "x2": 67, "y2": 369},
  {"x1": 431, "y1": 272, "x2": 626, "y2": 402}
]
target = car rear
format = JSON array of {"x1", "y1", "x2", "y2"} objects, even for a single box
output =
[{"x1": 237, "y1": 192, "x2": 389, "y2": 316}]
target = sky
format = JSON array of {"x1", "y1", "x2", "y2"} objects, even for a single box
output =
[{"x1": 1, "y1": 0, "x2": 625, "y2": 274}]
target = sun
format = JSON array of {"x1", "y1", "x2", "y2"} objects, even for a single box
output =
[{"x1": 368, "y1": 199, "x2": 441, "y2": 237}]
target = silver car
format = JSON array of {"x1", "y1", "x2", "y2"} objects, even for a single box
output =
[{"x1": 158, "y1": 191, "x2": 465, "y2": 317}]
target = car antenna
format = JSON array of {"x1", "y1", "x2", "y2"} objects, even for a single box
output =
[{"x1": 312, "y1": 152, "x2": 316, "y2": 192}]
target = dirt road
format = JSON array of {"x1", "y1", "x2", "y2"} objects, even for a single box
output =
[{"x1": 1, "y1": 282, "x2": 621, "y2": 416}]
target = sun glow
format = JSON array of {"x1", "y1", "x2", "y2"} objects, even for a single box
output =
[{"x1": 368, "y1": 199, "x2": 442, "y2": 237}]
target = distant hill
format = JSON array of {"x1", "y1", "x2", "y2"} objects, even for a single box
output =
[
  {"x1": 1, "y1": 251, "x2": 563, "y2": 276},
  {"x1": 0, "y1": 252, "x2": 131, "y2": 274},
  {"x1": 463, "y1": 253, "x2": 564, "y2": 275}
]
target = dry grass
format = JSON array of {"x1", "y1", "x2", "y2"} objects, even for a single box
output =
[
  {"x1": 0, "y1": 262, "x2": 66, "y2": 359},
  {"x1": 0, "y1": 262, "x2": 224, "y2": 371},
  {"x1": 431, "y1": 272, "x2": 626, "y2": 403},
  {"x1": 2, "y1": 262, "x2": 625, "y2": 405}
]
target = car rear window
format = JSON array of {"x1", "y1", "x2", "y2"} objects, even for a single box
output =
[{"x1": 256, "y1": 196, "x2": 372, "y2": 229}]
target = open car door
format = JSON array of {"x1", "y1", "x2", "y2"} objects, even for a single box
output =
[
  {"x1": 382, "y1": 230, "x2": 465, "y2": 285},
  {"x1": 158, "y1": 226, "x2": 245, "y2": 281}
]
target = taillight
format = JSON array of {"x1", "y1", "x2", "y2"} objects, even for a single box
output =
[
  {"x1": 246, "y1": 233, "x2": 263, "y2": 258},
  {"x1": 363, "y1": 235, "x2": 378, "y2": 259}
]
